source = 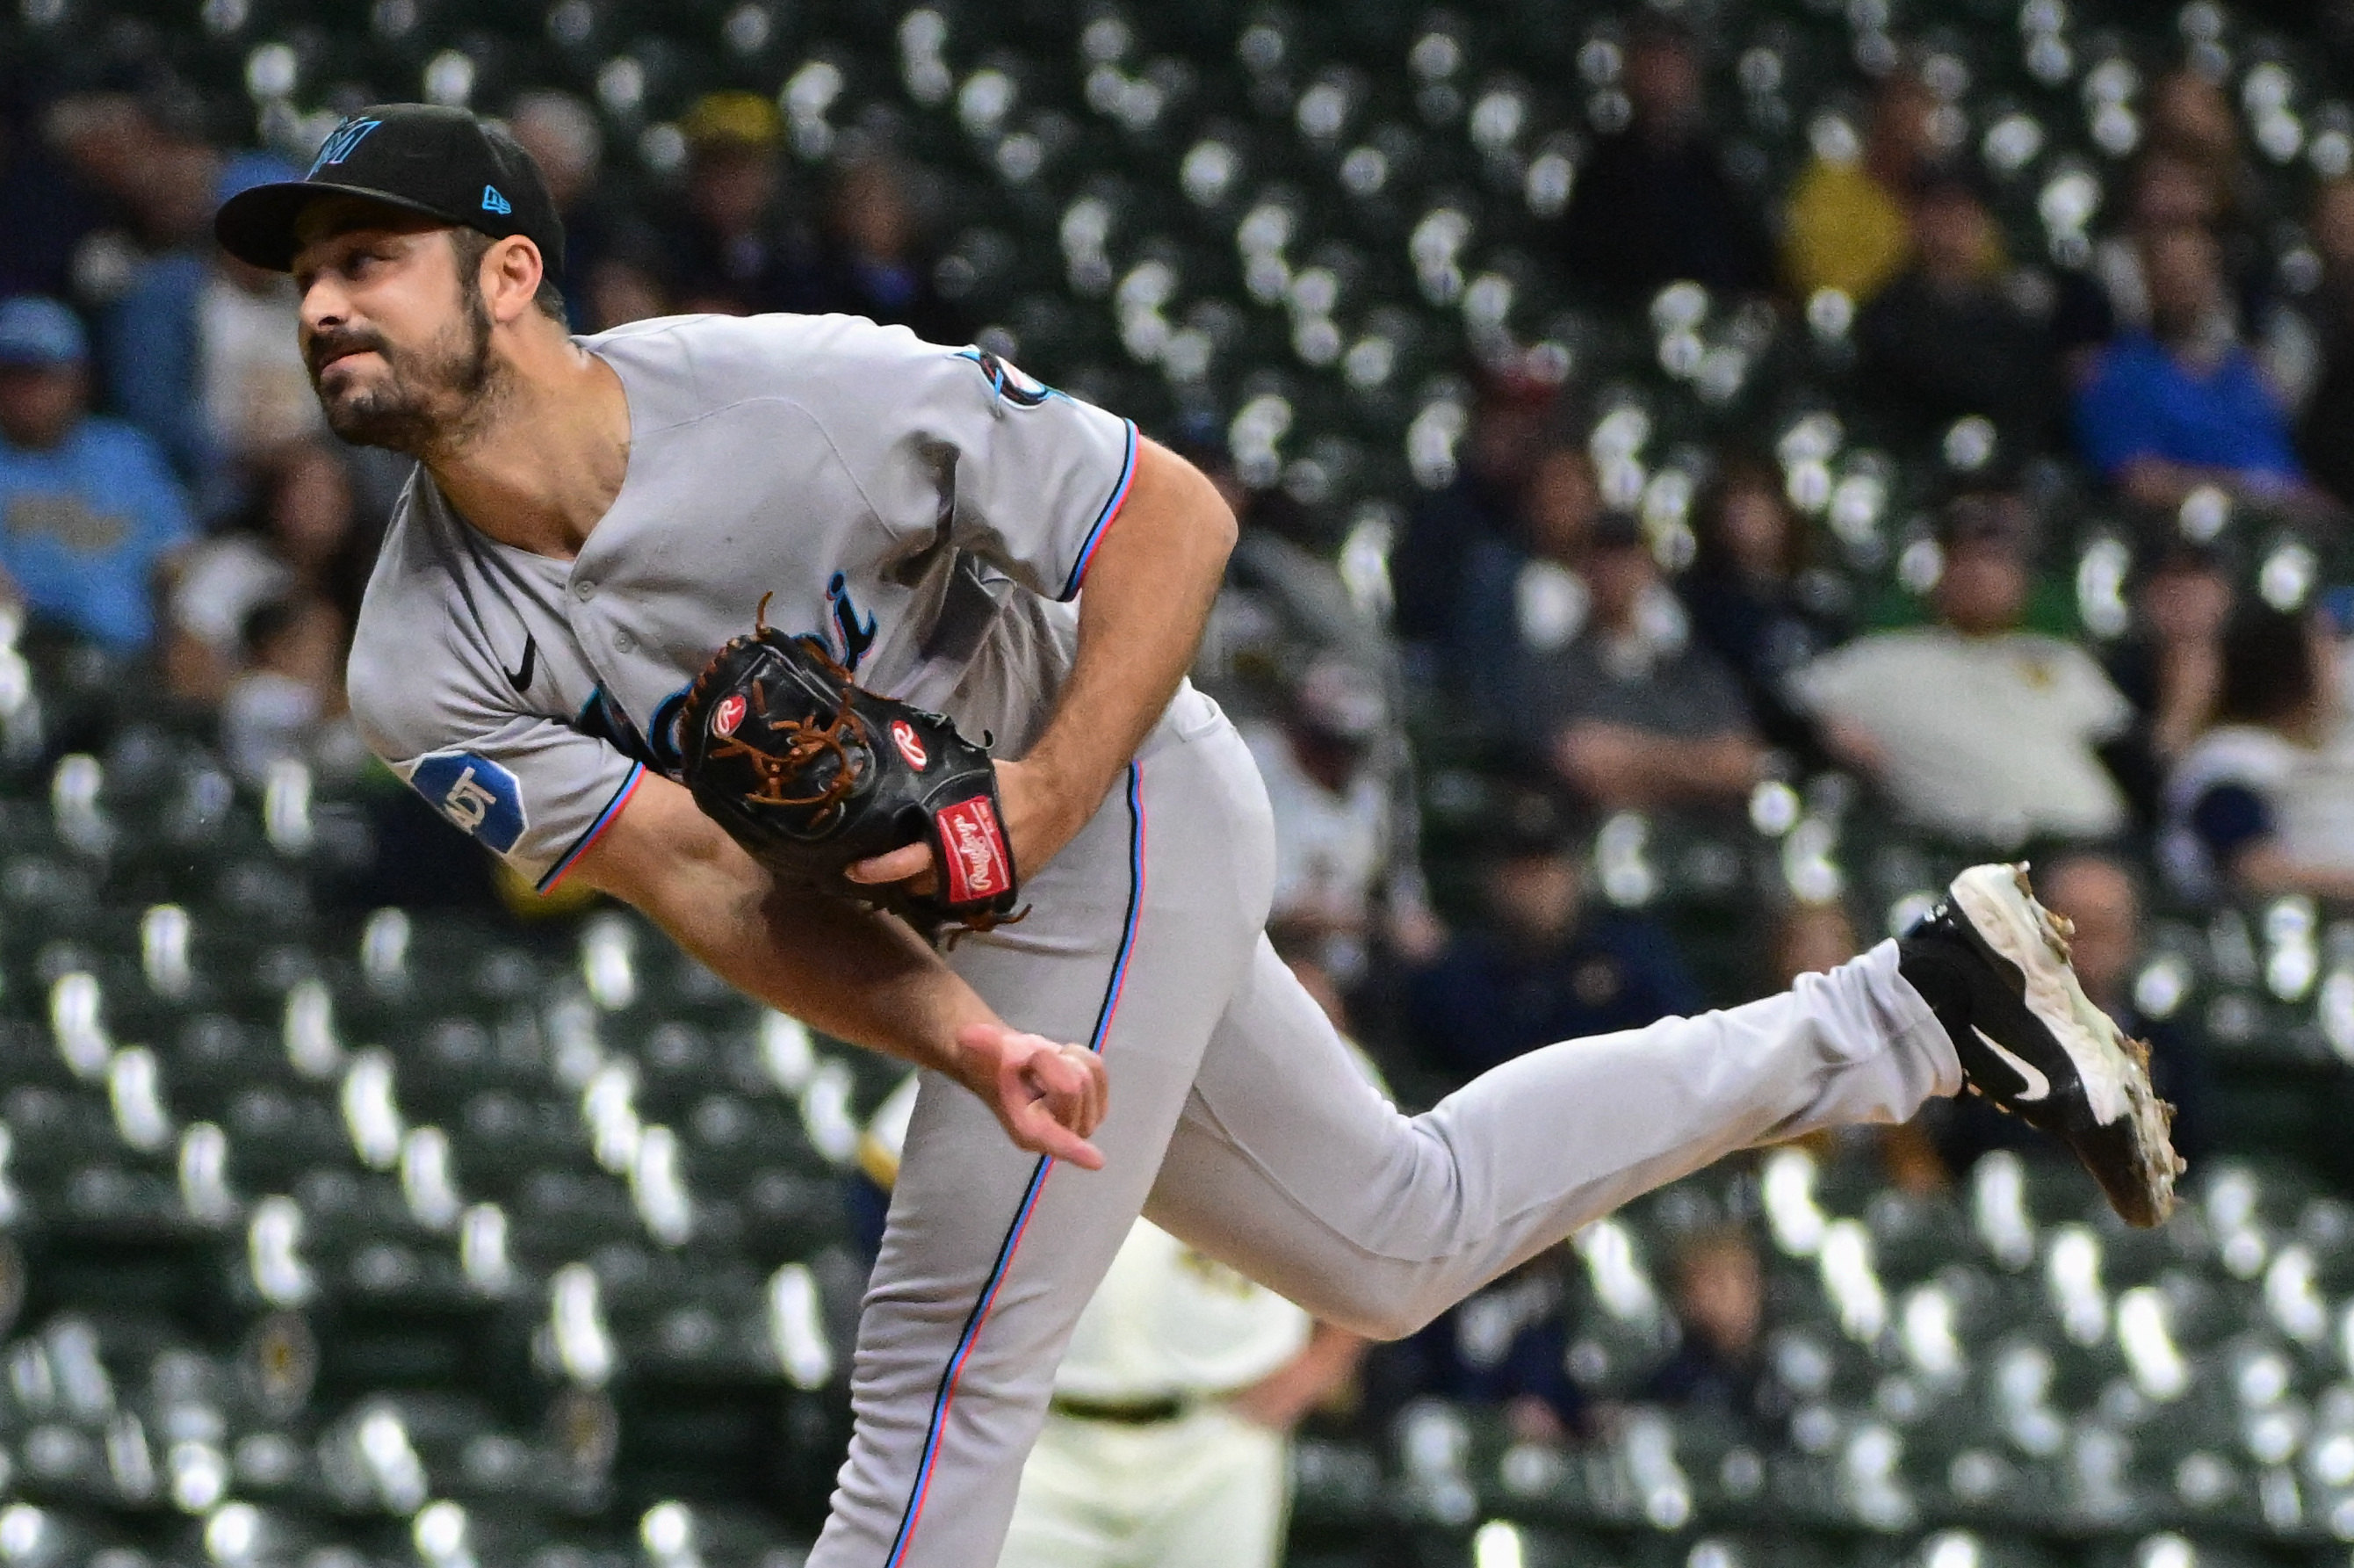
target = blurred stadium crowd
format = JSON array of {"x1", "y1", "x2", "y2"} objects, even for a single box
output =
[{"x1": 8, "y1": 0, "x2": 2354, "y2": 1564}]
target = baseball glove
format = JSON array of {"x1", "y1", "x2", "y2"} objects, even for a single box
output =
[{"x1": 676, "y1": 595, "x2": 1023, "y2": 936}]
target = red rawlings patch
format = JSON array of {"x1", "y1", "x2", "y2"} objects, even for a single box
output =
[
  {"x1": 712, "y1": 693, "x2": 747, "y2": 737},
  {"x1": 937, "y1": 796, "x2": 1010, "y2": 904},
  {"x1": 890, "y1": 719, "x2": 929, "y2": 770}
]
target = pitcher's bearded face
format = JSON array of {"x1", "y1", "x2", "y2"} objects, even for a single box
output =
[{"x1": 292, "y1": 207, "x2": 502, "y2": 457}]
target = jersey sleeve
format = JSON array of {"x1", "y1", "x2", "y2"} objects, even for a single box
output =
[
  {"x1": 807, "y1": 324, "x2": 1138, "y2": 602},
  {"x1": 373, "y1": 712, "x2": 646, "y2": 893},
  {"x1": 348, "y1": 582, "x2": 645, "y2": 895}
]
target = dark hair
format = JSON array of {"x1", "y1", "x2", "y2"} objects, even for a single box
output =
[
  {"x1": 1693, "y1": 449, "x2": 1803, "y2": 579},
  {"x1": 1935, "y1": 489, "x2": 2033, "y2": 554},
  {"x1": 1671, "y1": 1222, "x2": 1758, "y2": 1279},
  {"x1": 1625, "y1": 13, "x2": 1699, "y2": 54},
  {"x1": 448, "y1": 227, "x2": 567, "y2": 322},
  {"x1": 2216, "y1": 605, "x2": 2320, "y2": 729},
  {"x1": 240, "y1": 596, "x2": 302, "y2": 660},
  {"x1": 2041, "y1": 849, "x2": 2144, "y2": 912},
  {"x1": 1908, "y1": 158, "x2": 1995, "y2": 208},
  {"x1": 1484, "y1": 783, "x2": 1590, "y2": 861},
  {"x1": 1588, "y1": 509, "x2": 1644, "y2": 551}
]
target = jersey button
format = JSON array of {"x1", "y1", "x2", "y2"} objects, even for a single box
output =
[
  {"x1": 573, "y1": 578, "x2": 597, "y2": 600},
  {"x1": 614, "y1": 631, "x2": 637, "y2": 653}
]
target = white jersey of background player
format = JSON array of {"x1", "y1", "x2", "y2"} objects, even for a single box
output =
[
  {"x1": 1000, "y1": 1222, "x2": 1325, "y2": 1568},
  {"x1": 213, "y1": 105, "x2": 2176, "y2": 1568}
]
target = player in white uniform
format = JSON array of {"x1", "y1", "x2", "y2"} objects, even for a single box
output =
[
  {"x1": 1002, "y1": 1220, "x2": 1343, "y2": 1568},
  {"x1": 215, "y1": 106, "x2": 2182, "y2": 1566}
]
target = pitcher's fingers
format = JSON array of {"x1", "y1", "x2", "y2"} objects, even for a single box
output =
[
  {"x1": 1010, "y1": 1099, "x2": 1105, "y2": 1169},
  {"x1": 1019, "y1": 1048, "x2": 1093, "y2": 1128},
  {"x1": 988, "y1": 1059, "x2": 1094, "y2": 1167},
  {"x1": 993, "y1": 1046, "x2": 1065, "y2": 1131},
  {"x1": 845, "y1": 842, "x2": 933, "y2": 885},
  {"x1": 1069, "y1": 1046, "x2": 1110, "y2": 1138},
  {"x1": 1090, "y1": 1048, "x2": 1109, "y2": 1126}
]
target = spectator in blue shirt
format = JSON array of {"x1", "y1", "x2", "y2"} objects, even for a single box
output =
[
  {"x1": 0, "y1": 296, "x2": 191, "y2": 650},
  {"x1": 1406, "y1": 788, "x2": 1701, "y2": 1082},
  {"x1": 812, "y1": 156, "x2": 972, "y2": 349},
  {"x1": 1391, "y1": 375, "x2": 1562, "y2": 678},
  {"x1": 104, "y1": 153, "x2": 317, "y2": 517},
  {"x1": 2075, "y1": 224, "x2": 2331, "y2": 515}
]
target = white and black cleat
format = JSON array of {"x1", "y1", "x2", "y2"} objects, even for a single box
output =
[{"x1": 1899, "y1": 863, "x2": 2184, "y2": 1228}]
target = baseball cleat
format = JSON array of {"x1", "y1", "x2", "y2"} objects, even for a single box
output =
[{"x1": 1898, "y1": 863, "x2": 2184, "y2": 1228}]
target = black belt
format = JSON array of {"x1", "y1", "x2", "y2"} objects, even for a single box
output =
[{"x1": 1049, "y1": 1394, "x2": 1189, "y2": 1425}]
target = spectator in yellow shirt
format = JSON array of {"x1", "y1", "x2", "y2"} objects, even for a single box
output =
[{"x1": 1781, "y1": 69, "x2": 1935, "y2": 304}]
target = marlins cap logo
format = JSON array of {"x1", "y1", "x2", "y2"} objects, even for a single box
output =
[{"x1": 309, "y1": 117, "x2": 383, "y2": 175}]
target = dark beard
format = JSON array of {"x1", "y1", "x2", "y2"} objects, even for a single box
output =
[{"x1": 310, "y1": 284, "x2": 498, "y2": 458}]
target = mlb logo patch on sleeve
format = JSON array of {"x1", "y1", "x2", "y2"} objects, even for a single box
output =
[{"x1": 406, "y1": 751, "x2": 528, "y2": 853}]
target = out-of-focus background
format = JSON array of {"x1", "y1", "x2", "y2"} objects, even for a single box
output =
[{"x1": 7, "y1": 0, "x2": 2354, "y2": 1563}]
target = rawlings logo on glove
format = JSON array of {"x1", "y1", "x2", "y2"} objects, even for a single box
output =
[
  {"x1": 938, "y1": 798, "x2": 1012, "y2": 903},
  {"x1": 676, "y1": 595, "x2": 1025, "y2": 936}
]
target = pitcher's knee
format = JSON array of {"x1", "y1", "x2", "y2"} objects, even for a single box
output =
[{"x1": 1315, "y1": 1283, "x2": 1449, "y2": 1342}]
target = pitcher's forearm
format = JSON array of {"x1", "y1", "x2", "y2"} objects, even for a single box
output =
[
  {"x1": 728, "y1": 885, "x2": 999, "y2": 1074},
  {"x1": 575, "y1": 772, "x2": 994, "y2": 1077},
  {"x1": 1023, "y1": 438, "x2": 1236, "y2": 823},
  {"x1": 575, "y1": 772, "x2": 1109, "y2": 1166}
]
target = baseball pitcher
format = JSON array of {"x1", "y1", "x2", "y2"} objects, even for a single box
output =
[{"x1": 215, "y1": 106, "x2": 2182, "y2": 1565}]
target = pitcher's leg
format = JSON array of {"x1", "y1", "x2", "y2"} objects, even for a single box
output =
[
  {"x1": 1147, "y1": 938, "x2": 1959, "y2": 1340},
  {"x1": 812, "y1": 742, "x2": 1273, "y2": 1568}
]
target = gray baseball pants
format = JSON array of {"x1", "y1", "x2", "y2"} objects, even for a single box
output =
[{"x1": 810, "y1": 690, "x2": 1962, "y2": 1566}]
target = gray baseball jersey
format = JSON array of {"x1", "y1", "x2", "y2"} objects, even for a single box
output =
[
  {"x1": 346, "y1": 311, "x2": 1137, "y2": 891},
  {"x1": 340, "y1": 308, "x2": 1962, "y2": 1568}
]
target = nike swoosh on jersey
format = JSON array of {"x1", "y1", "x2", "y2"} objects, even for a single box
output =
[
  {"x1": 1973, "y1": 1024, "x2": 2051, "y2": 1102},
  {"x1": 505, "y1": 634, "x2": 538, "y2": 693}
]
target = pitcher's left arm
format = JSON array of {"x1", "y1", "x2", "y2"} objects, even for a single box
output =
[{"x1": 851, "y1": 437, "x2": 1236, "y2": 887}]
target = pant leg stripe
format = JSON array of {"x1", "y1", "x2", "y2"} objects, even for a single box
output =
[
  {"x1": 884, "y1": 1155, "x2": 1049, "y2": 1566},
  {"x1": 1087, "y1": 762, "x2": 1147, "y2": 1055},
  {"x1": 883, "y1": 762, "x2": 1146, "y2": 1564}
]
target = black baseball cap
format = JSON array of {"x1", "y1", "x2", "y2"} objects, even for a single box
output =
[{"x1": 214, "y1": 103, "x2": 566, "y2": 278}]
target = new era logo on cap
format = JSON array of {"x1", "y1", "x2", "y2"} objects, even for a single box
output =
[{"x1": 481, "y1": 184, "x2": 511, "y2": 214}]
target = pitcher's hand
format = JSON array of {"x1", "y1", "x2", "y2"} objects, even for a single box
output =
[
  {"x1": 952, "y1": 1020, "x2": 1108, "y2": 1169},
  {"x1": 848, "y1": 759, "x2": 1086, "y2": 894}
]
